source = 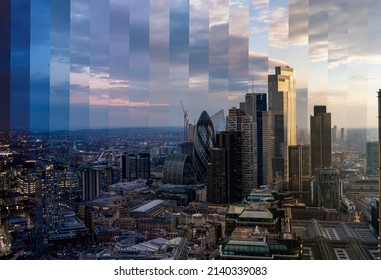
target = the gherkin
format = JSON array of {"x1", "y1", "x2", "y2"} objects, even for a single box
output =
[{"x1": 193, "y1": 111, "x2": 215, "y2": 182}]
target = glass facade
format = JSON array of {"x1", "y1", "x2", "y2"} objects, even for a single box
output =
[
  {"x1": 193, "y1": 111, "x2": 215, "y2": 182},
  {"x1": 268, "y1": 66, "x2": 296, "y2": 182},
  {"x1": 162, "y1": 154, "x2": 194, "y2": 185}
]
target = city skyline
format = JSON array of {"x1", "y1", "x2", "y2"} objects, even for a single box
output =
[{"x1": 1, "y1": 0, "x2": 381, "y2": 132}]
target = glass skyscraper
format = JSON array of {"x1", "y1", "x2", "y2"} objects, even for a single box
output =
[
  {"x1": 193, "y1": 111, "x2": 215, "y2": 182},
  {"x1": 268, "y1": 66, "x2": 296, "y2": 183}
]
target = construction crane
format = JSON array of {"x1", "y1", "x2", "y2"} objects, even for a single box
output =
[{"x1": 180, "y1": 100, "x2": 189, "y2": 141}]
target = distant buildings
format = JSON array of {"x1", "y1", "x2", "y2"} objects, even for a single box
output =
[{"x1": 366, "y1": 141, "x2": 378, "y2": 176}]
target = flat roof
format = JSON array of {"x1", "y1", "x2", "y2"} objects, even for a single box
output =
[
  {"x1": 131, "y1": 199, "x2": 165, "y2": 213},
  {"x1": 239, "y1": 210, "x2": 273, "y2": 220}
]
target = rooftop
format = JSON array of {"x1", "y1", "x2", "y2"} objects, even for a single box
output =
[{"x1": 131, "y1": 199, "x2": 165, "y2": 213}]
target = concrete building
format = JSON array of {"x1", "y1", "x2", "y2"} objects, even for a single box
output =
[
  {"x1": 314, "y1": 168, "x2": 341, "y2": 210},
  {"x1": 289, "y1": 145, "x2": 311, "y2": 203},
  {"x1": 292, "y1": 220, "x2": 378, "y2": 259},
  {"x1": 218, "y1": 227, "x2": 301, "y2": 260}
]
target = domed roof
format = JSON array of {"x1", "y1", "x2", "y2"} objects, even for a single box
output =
[{"x1": 198, "y1": 111, "x2": 211, "y2": 123}]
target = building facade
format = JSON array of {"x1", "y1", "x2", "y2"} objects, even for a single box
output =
[
  {"x1": 314, "y1": 168, "x2": 341, "y2": 210},
  {"x1": 193, "y1": 111, "x2": 215, "y2": 182},
  {"x1": 162, "y1": 154, "x2": 194, "y2": 185},
  {"x1": 227, "y1": 106, "x2": 257, "y2": 200},
  {"x1": 366, "y1": 141, "x2": 378, "y2": 176},
  {"x1": 310, "y1": 105, "x2": 331, "y2": 174},
  {"x1": 121, "y1": 153, "x2": 150, "y2": 182},
  {"x1": 268, "y1": 66, "x2": 296, "y2": 183},
  {"x1": 289, "y1": 145, "x2": 311, "y2": 203}
]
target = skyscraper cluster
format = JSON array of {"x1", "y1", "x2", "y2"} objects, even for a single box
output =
[
  {"x1": 206, "y1": 66, "x2": 296, "y2": 203},
  {"x1": 203, "y1": 66, "x2": 339, "y2": 208}
]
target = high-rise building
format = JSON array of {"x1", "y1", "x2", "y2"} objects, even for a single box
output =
[
  {"x1": 255, "y1": 93, "x2": 272, "y2": 187},
  {"x1": 332, "y1": 125, "x2": 338, "y2": 144},
  {"x1": 289, "y1": 145, "x2": 311, "y2": 204},
  {"x1": 121, "y1": 153, "x2": 150, "y2": 182},
  {"x1": 82, "y1": 167, "x2": 101, "y2": 201},
  {"x1": 268, "y1": 66, "x2": 296, "y2": 183},
  {"x1": 314, "y1": 168, "x2": 341, "y2": 210},
  {"x1": 340, "y1": 127, "x2": 345, "y2": 144},
  {"x1": 82, "y1": 163, "x2": 119, "y2": 201},
  {"x1": 227, "y1": 106, "x2": 257, "y2": 200},
  {"x1": 207, "y1": 131, "x2": 233, "y2": 204},
  {"x1": 193, "y1": 111, "x2": 215, "y2": 182},
  {"x1": 310, "y1": 105, "x2": 331, "y2": 174},
  {"x1": 210, "y1": 109, "x2": 225, "y2": 133},
  {"x1": 207, "y1": 148, "x2": 228, "y2": 204},
  {"x1": 366, "y1": 141, "x2": 379, "y2": 176}
]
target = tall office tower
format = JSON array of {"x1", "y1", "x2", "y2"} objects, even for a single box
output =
[
  {"x1": 207, "y1": 148, "x2": 228, "y2": 204},
  {"x1": 268, "y1": 66, "x2": 296, "y2": 183},
  {"x1": 255, "y1": 93, "x2": 272, "y2": 187},
  {"x1": 314, "y1": 168, "x2": 341, "y2": 210},
  {"x1": 193, "y1": 111, "x2": 215, "y2": 182},
  {"x1": 332, "y1": 125, "x2": 338, "y2": 144},
  {"x1": 82, "y1": 167, "x2": 101, "y2": 201},
  {"x1": 310, "y1": 105, "x2": 332, "y2": 174},
  {"x1": 121, "y1": 153, "x2": 150, "y2": 182},
  {"x1": 340, "y1": 127, "x2": 345, "y2": 144},
  {"x1": 227, "y1": 107, "x2": 257, "y2": 200},
  {"x1": 289, "y1": 145, "x2": 311, "y2": 204},
  {"x1": 366, "y1": 141, "x2": 379, "y2": 176},
  {"x1": 207, "y1": 131, "x2": 233, "y2": 204},
  {"x1": 210, "y1": 109, "x2": 225, "y2": 133},
  {"x1": 243, "y1": 93, "x2": 256, "y2": 119},
  {"x1": 188, "y1": 123, "x2": 196, "y2": 142},
  {"x1": 377, "y1": 89, "x2": 381, "y2": 259}
]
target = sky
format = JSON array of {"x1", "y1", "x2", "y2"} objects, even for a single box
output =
[{"x1": 1, "y1": 0, "x2": 381, "y2": 132}]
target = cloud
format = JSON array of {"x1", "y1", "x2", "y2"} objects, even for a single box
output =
[
  {"x1": 289, "y1": 0, "x2": 308, "y2": 46},
  {"x1": 269, "y1": 6, "x2": 288, "y2": 49}
]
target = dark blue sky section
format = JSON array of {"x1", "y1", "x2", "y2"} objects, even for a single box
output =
[
  {"x1": 10, "y1": 0, "x2": 30, "y2": 132},
  {"x1": 50, "y1": 0, "x2": 70, "y2": 131},
  {"x1": 129, "y1": 0, "x2": 149, "y2": 126},
  {"x1": 0, "y1": 0, "x2": 11, "y2": 132},
  {"x1": 30, "y1": 0, "x2": 50, "y2": 132},
  {"x1": 169, "y1": 0, "x2": 189, "y2": 64}
]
